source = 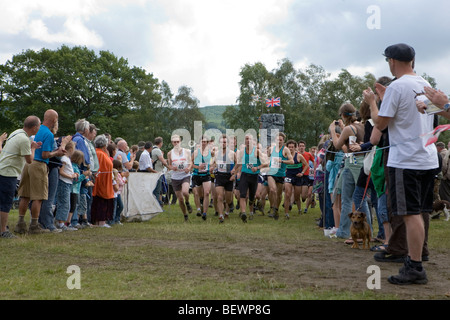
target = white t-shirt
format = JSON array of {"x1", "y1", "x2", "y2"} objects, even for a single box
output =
[
  {"x1": 59, "y1": 155, "x2": 74, "y2": 184},
  {"x1": 379, "y1": 74, "x2": 438, "y2": 170},
  {"x1": 139, "y1": 149, "x2": 153, "y2": 171}
]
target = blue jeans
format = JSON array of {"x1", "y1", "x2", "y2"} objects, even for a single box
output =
[
  {"x1": 115, "y1": 194, "x2": 123, "y2": 223},
  {"x1": 86, "y1": 186, "x2": 93, "y2": 223},
  {"x1": 39, "y1": 167, "x2": 59, "y2": 230},
  {"x1": 319, "y1": 170, "x2": 335, "y2": 229},
  {"x1": 153, "y1": 175, "x2": 163, "y2": 205},
  {"x1": 336, "y1": 162, "x2": 371, "y2": 239},
  {"x1": 375, "y1": 192, "x2": 388, "y2": 239},
  {"x1": 353, "y1": 185, "x2": 372, "y2": 229},
  {"x1": 109, "y1": 197, "x2": 118, "y2": 225},
  {"x1": 55, "y1": 180, "x2": 72, "y2": 222},
  {"x1": 319, "y1": 191, "x2": 335, "y2": 229},
  {"x1": 77, "y1": 193, "x2": 88, "y2": 220}
]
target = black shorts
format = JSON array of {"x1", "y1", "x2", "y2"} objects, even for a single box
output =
[
  {"x1": 267, "y1": 175, "x2": 285, "y2": 184},
  {"x1": 258, "y1": 174, "x2": 265, "y2": 184},
  {"x1": 239, "y1": 172, "x2": 258, "y2": 201},
  {"x1": 192, "y1": 174, "x2": 211, "y2": 187},
  {"x1": 0, "y1": 175, "x2": 18, "y2": 213},
  {"x1": 284, "y1": 175, "x2": 302, "y2": 186},
  {"x1": 215, "y1": 173, "x2": 234, "y2": 192},
  {"x1": 388, "y1": 167, "x2": 435, "y2": 216},
  {"x1": 298, "y1": 175, "x2": 313, "y2": 187}
]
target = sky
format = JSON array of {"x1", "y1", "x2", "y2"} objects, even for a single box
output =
[{"x1": 1, "y1": 0, "x2": 449, "y2": 107}]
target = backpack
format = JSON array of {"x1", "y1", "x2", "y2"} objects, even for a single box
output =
[{"x1": 151, "y1": 146, "x2": 160, "y2": 168}]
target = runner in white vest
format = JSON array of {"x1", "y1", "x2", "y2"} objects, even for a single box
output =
[{"x1": 167, "y1": 135, "x2": 193, "y2": 222}]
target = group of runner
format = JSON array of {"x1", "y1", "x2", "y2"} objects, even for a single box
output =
[{"x1": 167, "y1": 132, "x2": 317, "y2": 223}]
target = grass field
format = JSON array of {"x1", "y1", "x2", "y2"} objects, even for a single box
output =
[{"x1": 1, "y1": 195, "x2": 449, "y2": 301}]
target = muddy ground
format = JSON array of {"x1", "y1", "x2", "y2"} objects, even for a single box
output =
[
  {"x1": 160, "y1": 235, "x2": 450, "y2": 300},
  {"x1": 226, "y1": 237, "x2": 450, "y2": 299}
]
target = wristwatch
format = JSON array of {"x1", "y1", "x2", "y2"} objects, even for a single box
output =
[{"x1": 444, "y1": 103, "x2": 450, "y2": 112}]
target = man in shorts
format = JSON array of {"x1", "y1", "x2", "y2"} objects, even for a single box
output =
[
  {"x1": 15, "y1": 110, "x2": 67, "y2": 235},
  {"x1": 0, "y1": 116, "x2": 41, "y2": 238},
  {"x1": 364, "y1": 43, "x2": 438, "y2": 285},
  {"x1": 167, "y1": 135, "x2": 193, "y2": 222},
  {"x1": 298, "y1": 140, "x2": 315, "y2": 214},
  {"x1": 235, "y1": 133, "x2": 268, "y2": 222},
  {"x1": 284, "y1": 140, "x2": 308, "y2": 217},
  {"x1": 211, "y1": 134, "x2": 236, "y2": 223},
  {"x1": 266, "y1": 133, "x2": 293, "y2": 220},
  {"x1": 191, "y1": 135, "x2": 214, "y2": 220}
]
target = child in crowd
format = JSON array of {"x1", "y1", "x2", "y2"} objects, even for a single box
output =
[
  {"x1": 55, "y1": 141, "x2": 78, "y2": 231},
  {"x1": 70, "y1": 150, "x2": 91, "y2": 228},
  {"x1": 108, "y1": 168, "x2": 120, "y2": 227},
  {"x1": 113, "y1": 160, "x2": 126, "y2": 225}
]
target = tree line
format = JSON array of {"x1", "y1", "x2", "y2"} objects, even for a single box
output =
[
  {"x1": 224, "y1": 59, "x2": 443, "y2": 147},
  {"x1": 1, "y1": 46, "x2": 444, "y2": 151},
  {"x1": 0, "y1": 45, "x2": 205, "y2": 152}
]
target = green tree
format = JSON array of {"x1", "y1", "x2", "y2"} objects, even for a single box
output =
[
  {"x1": 226, "y1": 59, "x2": 378, "y2": 147},
  {"x1": 0, "y1": 46, "x2": 161, "y2": 139},
  {"x1": 224, "y1": 62, "x2": 271, "y2": 132},
  {"x1": 171, "y1": 85, "x2": 205, "y2": 138}
]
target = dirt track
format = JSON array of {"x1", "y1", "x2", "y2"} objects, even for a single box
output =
[
  {"x1": 160, "y1": 234, "x2": 450, "y2": 299},
  {"x1": 226, "y1": 237, "x2": 450, "y2": 299}
]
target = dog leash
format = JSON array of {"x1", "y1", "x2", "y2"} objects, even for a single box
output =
[{"x1": 356, "y1": 172, "x2": 371, "y2": 212}]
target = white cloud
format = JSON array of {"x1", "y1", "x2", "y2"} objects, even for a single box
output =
[
  {"x1": 0, "y1": 0, "x2": 109, "y2": 47},
  {"x1": 148, "y1": 0, "x2": 293, "y2": 106},
  {"x1": 27, "y1": 17, "x2": 104, "y2": 47},
  {"x1": 1, "y1": 0, "x2": 449, "y2": 108}
]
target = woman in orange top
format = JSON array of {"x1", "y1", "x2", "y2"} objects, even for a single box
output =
[{"x1": 90, "y1": 134, "x2": 115, "y2": 227}]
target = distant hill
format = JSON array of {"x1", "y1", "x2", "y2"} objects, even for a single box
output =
[{"x1": 200, "y1": 105, "x2": 237, "y2": 131}]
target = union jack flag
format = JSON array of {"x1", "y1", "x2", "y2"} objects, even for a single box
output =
[{"x1": 266, "y1": 97, "x2": 280, "y2": 108}]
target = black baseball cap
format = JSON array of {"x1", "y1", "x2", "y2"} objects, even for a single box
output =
[{"x1": 383, "y1": 43, "x2": 415, "y2": 62}]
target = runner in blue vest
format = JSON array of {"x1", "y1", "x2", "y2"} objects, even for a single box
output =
[
  {"x1": 191, "y1": 135, "x2": 215, "y2": 221},
  {"x1": 235, "y1": 133, "x2": 268, "y2": 222},
  {"x1": 267, "y1": 133, "x2": 294, "y2": 220},
  {"x1": 284, "y1": 140, "x2": 308, "y2": 218}
]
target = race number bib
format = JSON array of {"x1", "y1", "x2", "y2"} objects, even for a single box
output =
[
  {"x1": 173, "y1": 159, "x2": 186, "y2": 171},
  {"x1": 217, "y1": 160, "x2": 227, "y2": 173},
  {"x1": 199, "y1": 163, "x2": 208, "y2": 173},
  {"x1": 270, "y1": 157, "x2": 281, "y2": 169}
]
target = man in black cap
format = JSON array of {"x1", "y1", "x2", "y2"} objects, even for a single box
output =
[
  {"x1": 383, "y1": 43, "x2": 415, "y2": 63},
  {"x1": 363, "y1": 43, "x2": 438, "y2": 285}
]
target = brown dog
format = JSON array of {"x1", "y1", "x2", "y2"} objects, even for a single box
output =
[
  {"x1": 431, "y1": 199, "x2": 450, "y2": 221},
  {"x1": 348, "y1": 211, "x2": 371, "y2": 249}
]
